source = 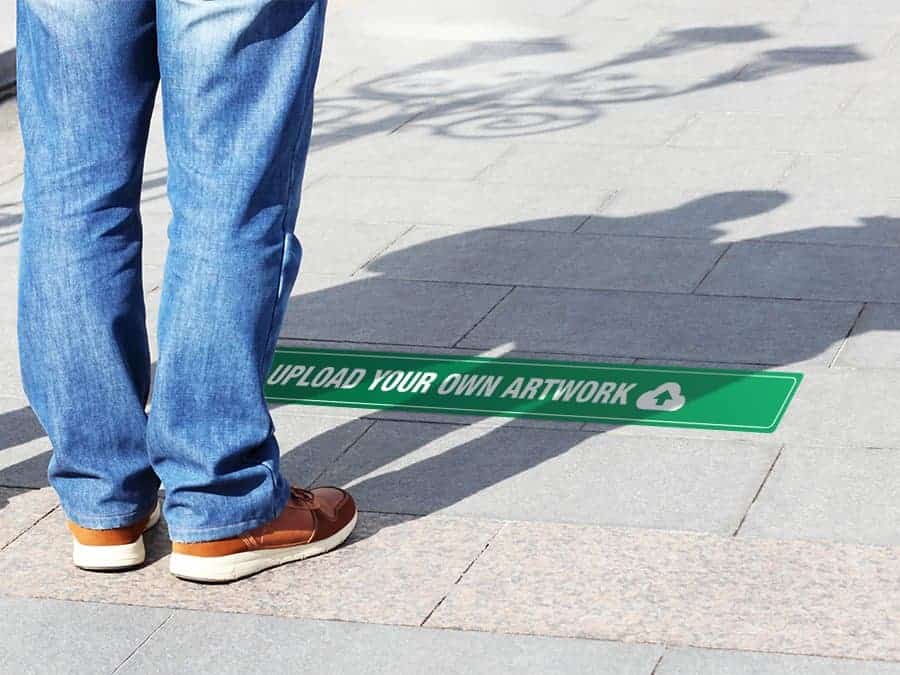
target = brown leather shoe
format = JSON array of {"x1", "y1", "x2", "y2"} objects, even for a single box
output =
[
  {"x1": 67, "y1": 500, "x2": 161, "y2": 571},
  {"x1": 169, "y1": 486, "x2": 357, "y2": 582}
]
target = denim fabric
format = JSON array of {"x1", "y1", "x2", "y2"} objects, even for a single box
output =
[{"x1": 16, "y1": 0, "x2": 325, "y2": 542}]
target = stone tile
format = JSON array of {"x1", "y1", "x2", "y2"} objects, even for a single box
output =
[
  {"x1": 797, "y1": 0, "x2": 900, "y2": 25},
  {"x1": 608, "y1": 78, "x2": 855, "y2": 117},
  {"x1": 402, "y1": 110, "x2": 695, "y2": 148},
  {"x1": 0, "y1": 487, "x2": 57, "y2": 549},
  {"x1": 0, "y1": 597, "x2": 170, "y2": 675},
  {"x1": 769, "y1": 366, "x2": 900, "y2": 449},
  {"x1": 833, "y1": 303, "x2": 900, "y2": 368},
  {"x1": 0, "y1": 509, "x2": 501, "y2": 627},
  {"x1": 739, "y1": 445, "x2": 900, "y2": 546},
  {"x1": 672, "y1": 113, "x2": 900, "y2": 156},
  {"x1": 698, "y1": 241, "x2": 900, "y2": 302},
  {"x1": 482, "y1": 145, "x2": 794, "y2": 192},
  {"x1": 460, "y1": 287, "x2": 858, "y2": 365},
  {"x1": 373, "y1": 226, "x2": 724, "y2": 292},
  {"x1": 479, "y1": 143, "x2": 649, "y2": 188},
  {"x1": 320, "y1": 420, "x2": 779, "y2": 534},
  {"x1": 295, "y1": 220, "x2": 411, "y2": 276},
  {"x1": 300, "y1": 176, "x2": 611, "y2": 232},
  {"x1": 306, "y1": 132, "x2": 512, "y2": 181},
  {"x1": 428, "y1": 521, "x2": 900, "y2": 661},
  {"x1": 121, "y1": 610, "x2": 662, "y2": 675},
  {"x1": 588, "y1": 188, "x2": 900, "y2": 251},
  {"x1": 282, "y1": 273, "x2": 512, "y2": 347},
  {"x1": 780, "y1": 154, "x2": 900, "y2": 202},
  {"x1": 579, "y1": 188, "x2": 792, "y2": 241},
  {"x1": 658, "y1": 646, "x2": 900, "y2": 674},
  {"x1": 270, "y1": 410, "x2": 374, "y2": 485}
]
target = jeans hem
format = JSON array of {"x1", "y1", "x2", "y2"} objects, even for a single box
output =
[
  {"x1": 167, "y1": 482, "x2": 291, "y2": 543},
  {"x1": 64, "y1": 497, "x2": 159, "y2": 530}
]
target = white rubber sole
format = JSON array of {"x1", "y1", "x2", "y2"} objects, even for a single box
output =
[
  {"x1": 72, "y1": 500, "x2": 161, "y2": 571},
  {"x1": 169, "y1": 511, "x2": 358, "y2": 583}
]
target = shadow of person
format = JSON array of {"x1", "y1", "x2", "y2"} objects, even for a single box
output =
[
  {"x1": 3, "y1": 191, "x2": 898, "y2": 548},
  {"x1": 261, "y1": 190, "x2": 900, "y2": 540},
  {"x1": 7, "y1": 190, "x2": 900, "y2": 544}
]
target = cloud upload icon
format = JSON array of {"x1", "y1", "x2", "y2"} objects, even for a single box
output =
[{"x1": 636, "y1": 382, "x2": 686, "y2": 412}]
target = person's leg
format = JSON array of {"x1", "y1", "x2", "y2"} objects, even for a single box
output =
[
  {"x1": 16, "y1": 0, "x2": 160, "y2": 527},
  {"x1": 149, "y1": 0, "x2": 327, "y2": 542}
]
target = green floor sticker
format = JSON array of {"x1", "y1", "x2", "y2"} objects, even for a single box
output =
[{"x1": 266, "y1": 347, "x2": 802, "y2": 433}]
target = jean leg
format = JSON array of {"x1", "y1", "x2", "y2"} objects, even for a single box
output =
[
  {"x1": 150, "y1": 0, "x2": 326, "y2": 542},
  {"x1": 16, "y1": 0, "x2": 161, "y2": 526}
]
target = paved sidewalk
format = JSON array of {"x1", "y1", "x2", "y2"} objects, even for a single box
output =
[{"x1": 4, "y1": 0, "x2": 900, "y2": 672}]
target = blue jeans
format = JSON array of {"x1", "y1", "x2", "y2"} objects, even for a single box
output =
[{"x1": 16, "y1": 0, "x2": 325, "y2": 542}]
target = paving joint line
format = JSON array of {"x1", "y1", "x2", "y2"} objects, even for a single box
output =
[
  {"x1": 290, "y1": 269, "x2": 880, "y2": 305},
  {"x1": 733, "y1": 444, "x2": 784, "y2": 537},
  {"x1": 310, "y1": 419, "x2": 378, "y2": 485},
  {"x1": 828, "y1": 302, "x2": 867, "y2": 368},
  {"x1": 470, "y1": 144, "x2": 517, "y2": 182},
  {"x1": 691, "y1": 242, "x2": 732, "y2": 294},
  {"x1": 661, "y1": 112, "x2": 700, "y2": 147},
  {"x1": 420, "y1": 521, "x2": 507, "y2": 627},
  {"x1": 452, "y1": 284, "x2": 516, "y2": 348},
  {"x1": 388, "y1": 110, "x2": 425, "y2": 134},
  {"x1": 110, "y1": 611, "x2": 175, "y2": 674},
  {"x1": 0, "y1": 504, "x2": 59, "y2": 553},
  {"x1": 349, "y1": 223, "x2": 417, "y2": 277},
  {"x1": 649, "y1": 650, "x2": 667, "y2": 675}
]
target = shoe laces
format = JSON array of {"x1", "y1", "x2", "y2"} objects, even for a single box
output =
[{"x1": 290, "y1": 486, "x2": 315, "y2": 503}]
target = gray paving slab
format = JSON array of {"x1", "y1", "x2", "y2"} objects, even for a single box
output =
[
  {"x1": 567, "y1": 185, "x2": 900, "y2": 249},
  {"x1": 0, "y1": 596, "x2": 170, "y2": 675},
  {"x1": 479, "y1": 143, "x2": 649, "y2": 188},
  {"x1": 483, "y1": 145, "x2": 795, "y2": 192},
  {"x1": 373, "y1": 226, "x2": 724, "y2": 292},
  {"x1": 770, "y1": 366, "x2": 900, "y2": 448},
  {"x1": 832, "y1": 303, "x2": 900, "y2": 368},
  {"x1": 281, "y1": 273, "x2": 512, "y2": 347},
  {"x1": 0, "y1": 509, "x2": 501, "y2": 627},
  {"x1": 120, "y1": 610, "x2": 662, "y2": 675},
  {"x1": 300, "y1": 176, "x2": 610, "y2": 232},
  {"x1": 0, "y1": 487, "x2": 56, "y2": 549},
  {"x1": 672, "y1": 113, "x2": 900, "y2": 157},
  {"x1": 319, "y1": 419, "x2": 779, "y2": 533},
  {"x1": 400, "y1": 109, "x2": 695, "y2": 148},
  {"x1": 780, "y1": 154, "x2": 900, "y2": 203},
  {"x1": 738, "y1": 445, "x2": 900, "y2": 546},
  {"x1": 579, "y1": 188, "x2": 792, "y2": 241},
  {"x1": 428, "y1": 521, "x2": 900, "y2": 661},
  {"x1": 657, "y1": 647, "x2": 900, "y2": 675},
  {"x1": 459, "y1": 286, "x2": 859, "y2": 365},
  {"x1": 698, "y1": 241, "x2": 900, "y2": 302},
  {"x1": 307, "y1": 132, "x2": 512, "y2": 181}
]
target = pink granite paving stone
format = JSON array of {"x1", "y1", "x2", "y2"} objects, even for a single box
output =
[
  {"x1": 0, "y1": 507, "x2": 501, "y2": 627},
  {"x1": 428, "y1": 521, "x2": 900, "y2": 662},
  {"x1": 0, "y1": 487, "x2": 57, "y2": 549}
]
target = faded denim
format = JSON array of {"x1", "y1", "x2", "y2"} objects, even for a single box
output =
[{"x1": 16, "y1": 0, "x2": 325, "y2": 542}]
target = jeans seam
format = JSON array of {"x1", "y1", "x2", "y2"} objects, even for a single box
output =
[{"x1": 256, "y1": 40, "x2": 319, "y2": 381}]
